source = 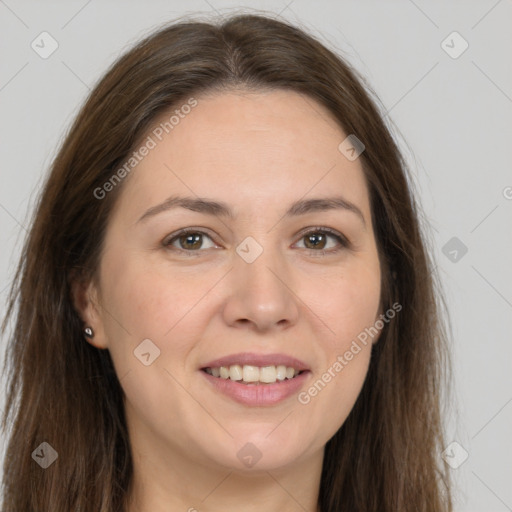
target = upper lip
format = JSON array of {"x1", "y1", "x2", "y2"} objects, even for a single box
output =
[{"x1": 201, "y1": 352, "x2": 310, "y2": 371}]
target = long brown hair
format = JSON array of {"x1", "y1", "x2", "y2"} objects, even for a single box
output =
[{"x1": 1, "y1": 12, "x2": 454, "y2": 511}]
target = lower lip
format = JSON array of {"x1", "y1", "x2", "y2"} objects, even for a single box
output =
[{"x1": 200, "y1": 370, "x2": 311, "y2": 406}]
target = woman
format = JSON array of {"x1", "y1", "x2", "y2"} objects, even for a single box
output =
[{"x1": 1, "y1": 12, "x2": 454, "y2": 512}]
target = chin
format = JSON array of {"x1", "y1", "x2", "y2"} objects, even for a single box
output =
[{"x1": 201, "y1": 429, "x2": 311, "y2": 472}]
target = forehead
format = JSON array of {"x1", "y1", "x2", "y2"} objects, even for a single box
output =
[{"x1": 112, "y1": 89, "x2": 371, "y2": 223}]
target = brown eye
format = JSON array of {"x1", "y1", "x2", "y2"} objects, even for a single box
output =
[
  {"x1": 164, "y1": 230, "x2": 216, "y2": 253},
  {"x1": 163, "y1": 227, "x2": 348, "y2": 257},
  {"x1": 303, "y1": 232, "x2": 328, "y2": 250},
  {"x1": 295, "y1": 228, "x2": 348, "y2": 255},
  {"x1": 177, "y1": 232, "x2": 203, "y2": 250}
]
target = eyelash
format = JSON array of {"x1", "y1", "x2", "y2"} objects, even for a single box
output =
[{"x1": 162, "y1": 227, "x2": 350, "y2": 257}]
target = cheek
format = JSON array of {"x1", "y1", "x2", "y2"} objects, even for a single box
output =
[
  {"x1": 101, "y1": 250, "x2": 210, "y2": 341},
  {"x1": 303, "y1": 343, "x2": 372, "y2": 445},
  {"x1": 311, "y1": 257, "x2": 381, "y2": 353},
  {"x1": 97, "y1": 255, "x2": 210, "y2": 431},
  {"x1": 98, "y1": 250, "x2": 234, "y2": 413},
  {"x1": 297, "y1": 258, "x2": 380, "y2": 428},
  {"x1": 334, "y1": 282, "x2": 381, "y2": 348}
]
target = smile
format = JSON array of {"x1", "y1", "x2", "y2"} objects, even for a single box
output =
[{"x1": 202, "y1": 364, "x2": 305, "y2": 384}]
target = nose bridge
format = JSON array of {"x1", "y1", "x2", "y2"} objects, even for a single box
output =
[
  {"x1": 235, "y1": 232, "x2": 287, "y2": 295},
  {"x1": 223, "y1": 231, "x2": 299, "y2": 330}
]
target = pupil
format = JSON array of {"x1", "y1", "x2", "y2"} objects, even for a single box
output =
[
  {"x1": 306, "y1": 233, "x2": 325, "y2": 249},
  {"x1": 181, "y1": 233, "x2": 201, "y2": 249}
]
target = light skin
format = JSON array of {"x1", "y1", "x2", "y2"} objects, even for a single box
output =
[{"x1": 72, "y1": 88, "x2": 383, "y2": 512}]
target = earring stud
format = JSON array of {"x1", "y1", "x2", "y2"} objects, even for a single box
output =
[{"x1": 84, "y1": 326, "x2": 94, "y2": 338}]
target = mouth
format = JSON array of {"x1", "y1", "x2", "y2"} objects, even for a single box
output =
[
  {"x1": 199, "y1": 352, "x2": 311, "y2": 405},
  {"x1": 199, "y1": 360, "x2": 311, "y2": 406},
  {"x1": 201, "y1": 365, "x2": 308, "y2": 385}
]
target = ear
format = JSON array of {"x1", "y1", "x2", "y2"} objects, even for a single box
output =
[{"x1": 69, "y1": 269, "x2": 109, "y2": 350}]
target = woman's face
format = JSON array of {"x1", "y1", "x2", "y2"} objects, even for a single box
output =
[{"x1": 80, "y1": 89, "x2": 382, "y2": 472}]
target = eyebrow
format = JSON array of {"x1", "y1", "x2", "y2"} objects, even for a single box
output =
[{"x1": 137, "y1": 194, "x2": 366, "y2": 228}]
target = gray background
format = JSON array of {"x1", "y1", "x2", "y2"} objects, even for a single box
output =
[{"x1": 1, "y1": 1, "x2": 511, "y2": 510}]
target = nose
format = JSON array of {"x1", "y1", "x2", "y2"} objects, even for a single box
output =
[{"x1": 222, "y1": 240, "x2": 300, "y2": 333}]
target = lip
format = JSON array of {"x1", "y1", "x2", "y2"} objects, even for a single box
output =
[
  {"x1": 200, "y1": 369, "x2": 311, "y2": 406},
  {"x1": 200, "y1": 352, "x2": 310, "y2": 371}
]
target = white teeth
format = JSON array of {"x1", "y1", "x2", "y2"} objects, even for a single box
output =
[
  {"x1": 260, "y1": 366, "x2": 277, "y2": 383},
  {"x1": 276, "y1": 365, "x2": 287, "y2": 380},
  {"x1": 229, "y1": 364, "x2": 243, "y2": 381},
  {"x1": 242, "y1": 365, "x2": 260, "y2": 382},
  {"x1": 205, "y1": 364, "x2": 303, "y2": 384}
]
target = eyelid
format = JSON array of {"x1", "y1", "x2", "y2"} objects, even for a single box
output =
[
  {"x1": 162, "y1": 227, "x2": 219, "y2": 253},
  {"x1": 162, "y1": 227, "x2": 215, "y2": 245},
  {"x1": 295, "y1": 226, "x2": 350, "y2": 247}
]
